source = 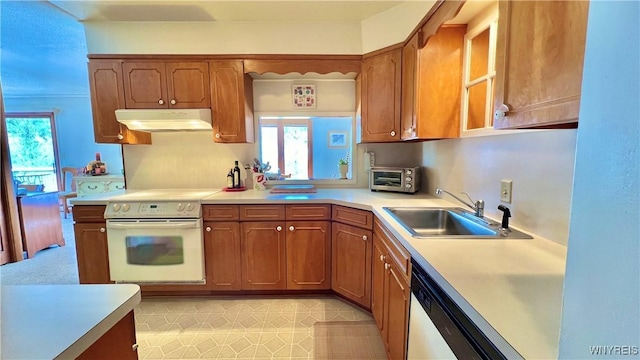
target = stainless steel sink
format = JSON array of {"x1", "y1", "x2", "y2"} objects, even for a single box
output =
[{"x1": 383, "y1": 207, "x2": 532, "y2": 239}]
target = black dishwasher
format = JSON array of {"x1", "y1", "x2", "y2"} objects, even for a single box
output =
[{"x1": 410, "y1": 259, "x2": 507, "y2": 360}]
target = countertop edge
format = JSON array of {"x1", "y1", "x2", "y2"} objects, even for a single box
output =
[{"x1": 56, "y1": 286, "x2": 141, "y2": 359}]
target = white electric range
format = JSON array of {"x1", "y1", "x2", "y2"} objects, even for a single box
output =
[{"x1": 104, "y1": 189, "x2": 221, "y2": 284}]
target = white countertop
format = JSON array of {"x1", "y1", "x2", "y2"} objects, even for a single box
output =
[
  {"x1": 0, "y1": 284, "x2": 141, "y2": 359},
  {"x1": 69, "y1": 188, "x2": 566, "y2": 359}
]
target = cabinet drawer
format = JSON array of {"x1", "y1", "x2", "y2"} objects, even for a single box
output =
[
  {"x1": 106, "y1": 180, "x2": 125, "y2": 192},
  {"x1": 332, "y1": 205, "x2": 373, "y2": 230},
  {"x1": 286, "y1": 204, "x2": 331, "y2": 220},
  {"x1": 77, "y1": 180, "x2": 107, "y2": 196},
  {"x1": 203, "y1": 205, "x2": 240, "y2": 221},
  {"x1": 240, "y1": 205, "x2": 286, "y2": 221},
  {"x1": 374, "y1": 218, "x2": 411, "y2": 281},
  {"x1": 73, "y1": 205, "x2": 107, "y2": 223}
]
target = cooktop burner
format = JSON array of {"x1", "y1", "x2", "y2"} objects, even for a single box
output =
[{"x1": 108, "y1": 189, "x2": 221, "y2": 202}]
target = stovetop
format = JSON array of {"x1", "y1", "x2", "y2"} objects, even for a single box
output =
[{"x1": 105, "y1": 189, "x2": 222, "y2": 219}]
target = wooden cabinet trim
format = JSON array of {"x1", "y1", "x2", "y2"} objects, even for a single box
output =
[
  {"x1": 203, "y1": 205, "x2": 240, "y2": 221},
  {"x1": 239, "y1": 205, "x2": 286, "y2": 221},
  {"x1": 332, "y1": 205, "x2": 373, "y2": 230},
  {"x1": 286, "y1": 204, "x2": 331, "y2": 220}
]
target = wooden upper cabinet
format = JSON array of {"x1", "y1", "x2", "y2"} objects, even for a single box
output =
[
  {"x1": 122, "y1": 61, "x2": 210, "y2": 109},
  {"x1": 87, "y1": 60, "x2": 151, "y2": 144},
  {"x1": 360, "y1": 48, "x2": 402, "y2": 142},
  {"x1": 493, "y1": 0, "x2": 589, "y2": 129},
  {"x1": 209, "y1": 60, "x2": 255, "y2": 143},
  {"x1": 401, "y1": 32, "x2": 420, "y2": 140}
]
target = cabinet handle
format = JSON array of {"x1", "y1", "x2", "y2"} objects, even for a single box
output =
[
  {"x1": 289, "y1": 226, "x2": 295, "y2": 232},
  {"x1": 205, "y1": 226, "x2": 212, "y2": 232},
  {"x1": 276, "y1": 226, "x2": 282, "y2": 231},
  {"x1": 390, "y1": 130, "x2": 396, "y2": 137},
  {"x1": 132, "y1": 343, "x2": 139, "y2": 352},
  {"x1": 379, "y1": 254, "x2": 386, "y2": 262},
  {"x1": 384, "y1": 263, "x2": 390, "y2": 270},
  {"x1": 170, "y1": 99, "x2": 176, "y2": 105},
  {"x1": 158, "y1": 99, "x2": 165, "y2": 105},
  {"x1": 99, "y1": 227, "x2": 106, "y2": 233},
  {"x1": 117, "y1": 133, "x2": 124, "y2": 140},
  {"x1": 362, "y1": 235, "x2": 368, "y2": 241},
  {"x1": 215, "y1": 133, "x2": 221, "y2": 139},
  {"x1": 494, "y1": 104, "x2": 510, "y2": 120}
]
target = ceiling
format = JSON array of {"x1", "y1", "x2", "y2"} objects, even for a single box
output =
[{"x1": 49, "y1": 1, "x2": 405, "y2": 22}]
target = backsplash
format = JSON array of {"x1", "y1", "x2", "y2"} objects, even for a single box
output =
[{"x1": 421, "y1": 130, "x2": 577, "y2": 245}]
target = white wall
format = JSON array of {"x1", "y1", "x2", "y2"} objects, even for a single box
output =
[
  {"x1": 4, "y1": 96, "x2": 123, "y2": 174},
  {"x1": 559, "y1": 1, "x2": 640, "y2": 357},
  {"x1": 361, "y1": 1, "x2": 435, "y2": 53},
  {"x1": 421, "y1": 130, "x2": 577, "y2": 245},
  {"x1": 84, "y1": 21, "x2": 362, "y2": 54}
]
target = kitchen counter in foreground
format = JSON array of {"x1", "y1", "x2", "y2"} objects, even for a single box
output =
[
  {"x1": 70, "y1": 188, "x2": 566, "y2": 359},
  {"x1": 0, "y1": 284, "x2": 141, "y2": 359}
]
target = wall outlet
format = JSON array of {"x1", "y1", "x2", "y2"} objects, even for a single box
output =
[{"x1": 500, "y1": 179, "x2": 513, "y2": 203}]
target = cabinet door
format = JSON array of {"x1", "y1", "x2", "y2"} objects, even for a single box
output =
[
  {"x1": 371, "y1": 235, "x2": 386, "y2": 332},
  {"x1": 88, "y1": 60, "x2": 151, "y2": 144},
  {"x1": 210, "y1": 60, "x2": 255, "y2": 143},
  {"x1": 77, "y1": 311, "x2": 138, "y2": 360},
  {"x1": 204, "y1": 221, "x2": 242, "y2": 290},
  {"x1": 74, "y1": 222, "x2": 111, "y2": 284},
  {"x1": 240, "y1": 222, "x2": 286, "y2": 290},
  {"x1": 286, "y1": 221, "x2": 331, "y2": 290},
  {"x1": 331, "y1": 222, "x2": 372, "y2": 309},
  {"x1": 361, "y1": 48, "x2": 402, "y2": 142},
  {"x1": 166, "y1": 62, "x2": 210, "y2": 108},
  {"x1": 122, "y1": 61, "x2": 168, "y2": 109},
  {"x1": 385, "y1": 264, "x2": 410, "y2": 360},
  {"x1": 493, "y1": 0, "x2": 588, "y2": 129}
]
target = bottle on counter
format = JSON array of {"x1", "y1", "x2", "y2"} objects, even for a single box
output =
[
  {"x1": 233, "y1": 161, "x2": 242, "y2": 188},
  {"x1": 227, "y1": 169, "x2": 234, "y2": 188}
]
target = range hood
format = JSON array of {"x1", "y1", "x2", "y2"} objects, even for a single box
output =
[{"x1": 115, "y1": 109, "x2": 212, "y2": 131}]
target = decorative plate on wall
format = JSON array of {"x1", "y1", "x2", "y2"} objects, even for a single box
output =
[{"x1": 292, "y1": 84, "x2": 316, "y2": 108}]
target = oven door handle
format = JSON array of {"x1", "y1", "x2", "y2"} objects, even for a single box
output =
[{"x1": 107, "y1": 221, "x2": 200, "y2": 230}]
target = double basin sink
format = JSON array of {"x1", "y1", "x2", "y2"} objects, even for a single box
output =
[{"x1": 383, "y1": 207, "x2": 532, "y2": 239}]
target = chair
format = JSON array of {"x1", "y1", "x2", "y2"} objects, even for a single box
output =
[{"x1": 58, "y1": 167, "x2": 80, "y2": 218}]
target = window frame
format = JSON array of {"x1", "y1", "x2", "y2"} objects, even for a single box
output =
[
  {"x1": 260, "y1": 117, "x2": 313, "y2": 179},
  {"x1": 5, "y1": 112, "x2": 62, "y2": 191},
  {"x1": 255, "y1": 111, "x2": 357, "y2": 185}
]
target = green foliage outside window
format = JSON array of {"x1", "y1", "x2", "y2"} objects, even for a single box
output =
[{"x1": 6, "y1": 117, "x2": 55, "y2": 168}]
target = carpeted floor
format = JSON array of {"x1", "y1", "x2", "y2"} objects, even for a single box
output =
[
  {"x1": 313, "y1": 320, "x2": 386, "y2": 359},
  {"x1": 0, "y1": 215, "x2": 79, "y2": 285}
]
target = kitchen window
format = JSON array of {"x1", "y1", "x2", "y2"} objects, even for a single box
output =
[
  {"x1": 257, "y1": 115, "x2": 354, "y2": 181},
  {"x1": 6, "y1": 112, "x2": 61, "y2": 191}
]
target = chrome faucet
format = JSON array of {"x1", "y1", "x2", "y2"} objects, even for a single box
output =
[{"x1": 435, "y1": 188, "x2": 485, "y2": 218}]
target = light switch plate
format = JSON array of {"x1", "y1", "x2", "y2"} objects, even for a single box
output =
[{"x1": 500, "y1": 179, "x2": 513, "y2": 203}]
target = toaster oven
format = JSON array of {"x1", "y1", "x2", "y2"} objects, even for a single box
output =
[{"x1": 370, "y1": 167, "x2": 421, "y2": 194}]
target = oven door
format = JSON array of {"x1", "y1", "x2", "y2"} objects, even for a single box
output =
[{"x1": 106, "y1": 218, "x2": 205, "y2": 284}]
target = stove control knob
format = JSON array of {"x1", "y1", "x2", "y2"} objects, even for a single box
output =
[
  {"x1": 186, "y1": 203, "x2": 195, "y2": 211},
  {"x1": 112, "y1": 203, "x2": 121, "y2": 212},
  {"x1": 177, "y1": 203, "x2": 185, "y2": 211},
  {"x1": 122, "y1": 203, "x2": 130, "y2": 212}
]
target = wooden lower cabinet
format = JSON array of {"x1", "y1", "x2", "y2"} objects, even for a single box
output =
[
  {"x1": 331, "y1": 222, "x2": 372, "y2": 308},
  {"x1": 373, "y1": 221, "x2": 411, "y2": 360},
  {"x1": 204, "y1": 221, "x2": 242, "y2": 290},
  {"x1": 77, "y1": 311, "x2": 138, "y2": 360},
  {"x1": 73, "y1": 206, "x2": 111, "y2": 284},
  {"x1": 286, "y1": 221, "x2": 331, "y2": 290},
  {"x1": 240, "y1": 221, "x2": 287, "y2": 290}
]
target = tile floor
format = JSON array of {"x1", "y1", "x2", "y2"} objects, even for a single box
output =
[{"x1": 135, "y1": 295, "x2": 376, "y2": 359}]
